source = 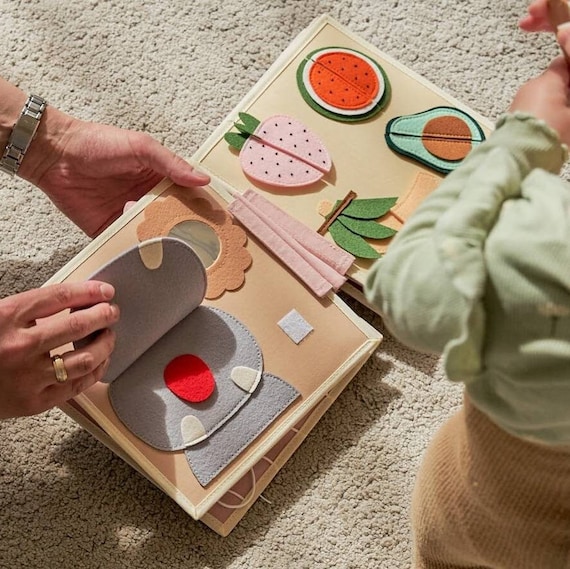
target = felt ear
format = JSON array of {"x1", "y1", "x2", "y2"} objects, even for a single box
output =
[
  {"x1": 138, "y1": 239, "x2": 164, "y2": 270},
  {"x1": 181, "y1": 415, "x2": 208, "y2": 447},
  {"x1": 231, "y1": 366, "x2": 261, "y2": 393}
]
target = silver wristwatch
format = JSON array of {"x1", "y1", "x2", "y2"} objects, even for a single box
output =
[{"x1": 0, "y1": 94, "x2": 47, "y2": 177}]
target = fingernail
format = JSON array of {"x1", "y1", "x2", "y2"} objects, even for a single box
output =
[
  {"x1": 110, "y1": 304, "x2": 120, "y2": 318},
  {"x1": 191, "y1": 168, "x2": 210, "y2": 183},
  {"x1": 100, "y1": 283, "x2": 114, "y2": 300}
]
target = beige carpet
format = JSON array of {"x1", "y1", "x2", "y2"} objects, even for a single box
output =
[{"x1": 0, "y1": 1, "x2": 559, "y2": 567}]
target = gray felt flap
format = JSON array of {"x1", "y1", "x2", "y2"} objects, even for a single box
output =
[
  {"x1": 185, "y1": 372, "x2": 300, "y2": 486},
  {"x1": 108, "y1": 306, "x2": 264, "y2": 449},
  {"x1": 84, "y1": 237, "x2": 207, "y2": 383}
]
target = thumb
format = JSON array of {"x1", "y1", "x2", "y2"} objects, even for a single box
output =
[{"x1": 138, "y1": 134, "x2": 210, "y2": 187}]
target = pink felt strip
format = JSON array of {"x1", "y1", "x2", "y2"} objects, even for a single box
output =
[
  {"x1": 242, "y1": 189, "x2": 355, "y2": 274},
  {"x1": 231, "y1": 192, "x2": 347, "y2": 290},
  {"x1": 228, "y1": 199, "x2": 333, "y2": 297}
]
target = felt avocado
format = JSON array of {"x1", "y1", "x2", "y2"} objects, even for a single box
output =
[
  {"x1": 297, "y1": 46, "x2": 391, "y2": 122},
  {"x1": 385, "y1": 106, "x2": 485, "y2": 173}
]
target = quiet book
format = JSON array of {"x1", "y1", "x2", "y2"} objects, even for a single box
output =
[{"x1": 47, "y1": 15, "x2": 492, "y2": 535}]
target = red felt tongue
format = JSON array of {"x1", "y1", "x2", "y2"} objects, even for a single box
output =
[{"x1": 164, "y1": 354, "x2": 216, "y2": 403}]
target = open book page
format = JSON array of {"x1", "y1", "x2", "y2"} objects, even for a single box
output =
[
  {"x1": 48, "y1": 182, "x2": 381, "y2": 520},
  {"x1": 192, "y1": 15, "x2": 494, "y2": 294}
]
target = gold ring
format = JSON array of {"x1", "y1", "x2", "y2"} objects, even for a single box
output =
[{"x1": 51, "y1": 355, "x2": 68, "y2": 384}]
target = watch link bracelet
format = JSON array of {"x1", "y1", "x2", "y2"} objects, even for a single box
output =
[{"x1": 0, "y1": 94, "x2": 47, "y2": 177}]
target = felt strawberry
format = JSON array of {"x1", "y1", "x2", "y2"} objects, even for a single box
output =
[{"x1": 224, "y1": 113, "x2": 332, "y2": 188}]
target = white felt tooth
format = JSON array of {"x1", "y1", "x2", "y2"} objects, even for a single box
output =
[
  {"x1": 181, "y1": 415, "x2": 207, "y2": 447},
  {"x1": 231, "y1": 366, "x2": 261, "y2": 393},
  {"x1": 138, "y1": 239, "x2": 164, "y2": 270}
]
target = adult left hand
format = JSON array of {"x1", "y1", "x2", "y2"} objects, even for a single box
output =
[{"x1": 19, "y1": 108, "x2": 210, "y2": 237}]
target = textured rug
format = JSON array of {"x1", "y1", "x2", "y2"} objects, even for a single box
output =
[{"x1": 0, "y1": 1, "x2": 559, "y2": 568}]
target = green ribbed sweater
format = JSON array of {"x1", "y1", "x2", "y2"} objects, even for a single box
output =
[{"x1": 365, "y1": 113, "x2": 570, "y2": 445}]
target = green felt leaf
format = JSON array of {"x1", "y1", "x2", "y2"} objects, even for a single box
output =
[
  {"x1": 338, "y1": 216, "x2": 397, "y2": 240},
  {"x1": 338, "y1": 197, "x2": 398, "y2": 220},
  {"x1": 224, "y1": 132, "x2": 248, "y2": 151},
  {"x1": 329, "y1": 221, "x2": 381, "y2": 259},
  {"x1": 235, "y1": 123, "x2": 253, "y2": 135},
  {"x1": 237, "y1": 112, "x2": 260, "y2": 135}
]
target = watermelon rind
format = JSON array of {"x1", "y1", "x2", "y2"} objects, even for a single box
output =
[{"x1": 296, "y1": 46, "x2": 391, "y2": 122}]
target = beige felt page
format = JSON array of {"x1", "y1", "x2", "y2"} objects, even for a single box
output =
[
  {"x1": 47, "y1": 181, "x2": 381, "y2": 521},
  {"x1": 192, "y1": 15, "x2": 494, "y2": 293}
]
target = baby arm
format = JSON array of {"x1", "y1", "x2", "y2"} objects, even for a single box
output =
[{"x1": 365, "y1": 43, "x2": 570, "y2": 354}]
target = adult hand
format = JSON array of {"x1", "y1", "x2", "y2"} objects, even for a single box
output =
[
  {"x1": 19, "y1": 107, "x2": 210, "y2": 237},
  {"x1": 0, "y1": 281, "x2": 119, "y2": 419},
  {"x1": 509, "y1": 24, "x2": 570, "y2": 146}
]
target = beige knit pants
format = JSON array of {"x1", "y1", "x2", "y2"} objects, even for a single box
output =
[{"x1": 411, "y1": 395, "x2": 570, "y2": 569}]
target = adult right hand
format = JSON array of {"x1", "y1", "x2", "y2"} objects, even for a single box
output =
[{"x1": 0, "y1": 281, "x2": 119, "y2": 419}]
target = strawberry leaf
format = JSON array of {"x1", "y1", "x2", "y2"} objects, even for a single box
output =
[
  {"x1": 338, "y1": 217, "x2": 397, "y2": 240},
  {"x1": 224, "y1": 132, "x2": 249, "y2": 151},
  {"x1": 237, "y1": 112, "x2": 260, "y2": 135}
]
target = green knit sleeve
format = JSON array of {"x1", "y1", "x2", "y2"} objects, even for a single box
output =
[{"x1": 364, "y1": 113, "x2": 567, "y2": 357}]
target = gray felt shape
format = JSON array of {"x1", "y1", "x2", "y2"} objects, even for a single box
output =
[
  {"x1": 109, "y1": 306, "x2": 262, "y2": 450},
  {"x1": 184, "y1": 372, "x2": 299, "y2": 486},
  {"x1": 82, "y1": 237, "x2": 206, "y2": 383}
]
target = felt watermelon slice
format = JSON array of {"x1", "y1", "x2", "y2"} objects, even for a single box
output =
[
  {"x1": 225, "y1": 113, "x2": 332, "y2": 188},
  {"x1": 297, "y1": 47, "x2": 390, "y2": 122},
  {"x1": 385, "y1": 106, "x2": 486, "y2": 174}
]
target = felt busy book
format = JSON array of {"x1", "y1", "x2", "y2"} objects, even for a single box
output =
[
  {"x1": 192, "y1": 14, "x2": 494, "y2": 311},
  {"x1": 48, "y1": 178, "x2": 381, "y2": 536},
  {"x1": 47, "y1": 14, "x2": 494, "y2": 535}
]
